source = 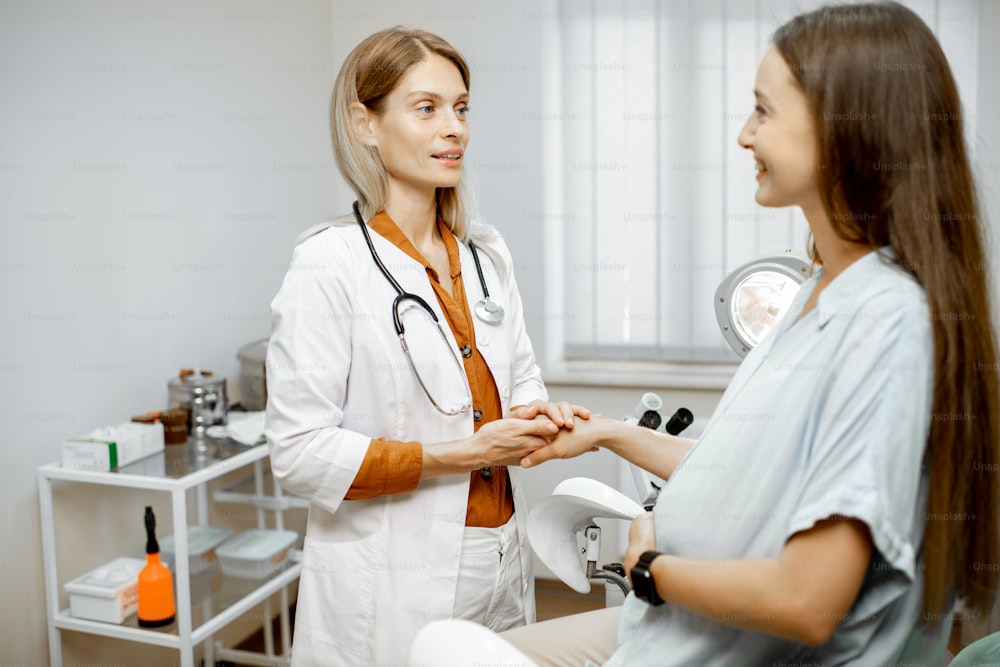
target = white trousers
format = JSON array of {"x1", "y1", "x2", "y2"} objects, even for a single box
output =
[
  {"x1": 409, "y1": 606, "x2": 621, "y2": 667},
  {"x1": 452, "y1": 516, "x2": 526, "y2": 632}
]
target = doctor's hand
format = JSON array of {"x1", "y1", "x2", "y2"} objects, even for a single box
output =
[
  {"x1": 423, "y1": 418, "x2": 558, "y2": 477},
  {"x1": 623, "y1": 512, "x2": 658, "y2": 585},
  {"x1": 519, "y1": 416, "x2": 608, "y2": 468},
  {"x1": 510, "y1": 399, "x2": 591, "y2": 429},
  {"x1": 469, "y1": 417, "x2": 561, "y2": 467}
]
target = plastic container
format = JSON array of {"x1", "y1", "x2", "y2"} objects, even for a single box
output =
[
  {"x1": 64, "y1": 557, "x2": 146, "y2": 623},
  {"x1": 160, "y1": 525, "x2": 233, "y2": 575},
  {"x1": 216, "y1": 529, "x2": 298, "y2": 579},
  {"x1": 236, "y1": 338, "x2": 268, "y2": 411}
]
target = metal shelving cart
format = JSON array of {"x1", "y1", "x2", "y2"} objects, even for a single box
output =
[{"x1": 38, "y1": 438, "x2": 302, "y2": 667}]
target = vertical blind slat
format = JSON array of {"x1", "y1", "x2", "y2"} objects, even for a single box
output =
[{"x1": 556, "y1": 0, "x2": 980, "y2": 362}]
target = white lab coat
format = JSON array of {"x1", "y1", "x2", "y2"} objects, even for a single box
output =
[{"x1": 265, "y1": 220, "x2": 548, "y2": 667}]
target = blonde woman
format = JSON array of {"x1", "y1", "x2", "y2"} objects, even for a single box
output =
[{"x1": 266, "y1": 27, "x2": 588, "y2": 667}]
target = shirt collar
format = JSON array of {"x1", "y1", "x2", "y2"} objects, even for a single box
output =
[
  {"x1": 367, "y1": 211, "x2": 462, "y2": 281},
  {"x1": 815, "y1": 247, "x2": 892, "y2": 327}
]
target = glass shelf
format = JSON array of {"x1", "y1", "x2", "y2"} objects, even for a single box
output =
[
  {"x1": 54, "y1": 561, "x2": 301, "y2": 646},
  {"x1": 151, "y1": 437, "x2": 264, "y2": 480},
  {"x1": 213, "y1": 468, "x2": 310, "y2": 511},
  {"x1": 38, "y1": 439, "x2": 269, "y2": 492}
]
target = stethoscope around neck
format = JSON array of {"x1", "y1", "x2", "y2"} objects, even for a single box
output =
[{"x1": 352, "y1": 201, "x2": 505, "y2": 415}]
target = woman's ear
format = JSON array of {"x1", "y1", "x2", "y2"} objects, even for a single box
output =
[{"x1": 349, "y1": 102, "x2": 377, "y2": 147}]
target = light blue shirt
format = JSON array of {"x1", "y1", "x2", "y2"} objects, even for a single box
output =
[{"x1": 607, "y1": 249, "x2": 945, "y2": 666}]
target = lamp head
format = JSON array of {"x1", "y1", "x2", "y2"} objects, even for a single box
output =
[{"x1": 714, "y1": 251, "x2": 810, "y2": 356}]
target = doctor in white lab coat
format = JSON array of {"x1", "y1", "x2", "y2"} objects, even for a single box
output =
[{"x1": 265, "y1": 27, "x2": 587, "y2": 667}]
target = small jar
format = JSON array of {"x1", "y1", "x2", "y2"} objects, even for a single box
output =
[
  {"x1": 132, "y1": 408, "x2": 189, "y2": 445},
  {"x1": 167, "y1": 369, "x2": 228, "y2": 437}
]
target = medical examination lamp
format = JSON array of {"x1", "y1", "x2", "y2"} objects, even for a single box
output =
[{"x1": 714, "y1": 251, "x2": 811, "y2": 357}]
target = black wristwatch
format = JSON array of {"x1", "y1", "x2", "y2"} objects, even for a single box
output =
[{"x1": 630, "y1": 550, "x2": 665, "y2": 606}]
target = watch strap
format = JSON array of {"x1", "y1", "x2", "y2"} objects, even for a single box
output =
[
  {"x1": 631, "y1": 550, "x2": 665, "y2": 606},
  {"x1": 638, "y1": 550, "x2": 661, "y2": 567}
]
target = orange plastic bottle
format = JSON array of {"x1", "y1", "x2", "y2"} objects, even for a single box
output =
[{"x1": 137, "y1": 506, "x2": 176, "y2": 627}]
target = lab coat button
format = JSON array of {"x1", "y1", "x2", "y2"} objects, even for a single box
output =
[
  {"x1": 479, "y1": 335, "x2": 491, "y2": 347},
  {"x1": 473, "y1": 408, "x2": 483, "y2": 422},
  {"x1": 460, "y1": 344, "x2": 473, "y2": 358}
]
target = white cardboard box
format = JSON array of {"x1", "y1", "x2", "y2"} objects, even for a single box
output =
[
  {"x1": 64, "y1": 557, "x2": 146, "y2": 624},
  {"x1": 62, "y1": 422, "x2": 165, "y2": 472}
]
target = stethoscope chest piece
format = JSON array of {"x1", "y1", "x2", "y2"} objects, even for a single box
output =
[
  {"x1": 474, "y1": 298, "x2": 505, "y2": 324},
  {"x1": 468, "y1": 241, "x2": 505, "y2": 324}
]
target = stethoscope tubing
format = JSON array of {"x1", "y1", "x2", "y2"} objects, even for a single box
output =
[
  {"x1": 351, "y1": 201, "x2": 498, "y2": 329},
  {"x1": 351, "y1": 202, "x2": 493, "y2": 416}
]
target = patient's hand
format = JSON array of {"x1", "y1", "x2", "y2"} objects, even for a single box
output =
[
  {"x1": 519, "y1": 416, "x2": 606, "y2": 468},
  {"x1": 510, "y1": 400, "x2": 591, "y2": 430},
  {"x1": 624, "y1": 513, "x2": 657, "y2": 582}
]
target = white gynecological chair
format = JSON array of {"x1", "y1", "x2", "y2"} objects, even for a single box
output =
[
  {"x1": 527, "y1": 252, "x2": 810, "y2": 603},
  {"x1": 525, "y1": 398, "x2": 693, "y2": 604},
  {"x1": 527, "y1": 477, "x2": 643, "y2": 600}
]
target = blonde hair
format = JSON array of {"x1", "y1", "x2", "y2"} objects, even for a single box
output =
[{"x1": 331, "y1": 27, "x2": 475, "y2": 240}]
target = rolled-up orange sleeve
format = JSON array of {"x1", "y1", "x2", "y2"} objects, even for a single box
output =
[{"x1": 344, "y1": 438, "x2": 423, "y2": 499}]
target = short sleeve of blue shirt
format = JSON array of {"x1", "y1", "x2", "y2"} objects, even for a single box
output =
[
  {"x1": 788, "y1": 274, "x2": 932, "y2": 580},
  {"x1": 607, "y1": 250, "x2": 936, "y2": 667}
]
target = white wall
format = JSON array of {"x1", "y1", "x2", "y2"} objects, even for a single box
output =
[
  {"x1": 0, "y1": 0, "x2": 333, "y2": 663},
  {"x1": 2, "y1": 0, "x2": 999, "y2": 664},
  {"x1": 965, "y1": 0, "x2": 1000, "y2": 641},
  {"x1": 977, "y1": 0, "x2": 1000, "y2": 309}
]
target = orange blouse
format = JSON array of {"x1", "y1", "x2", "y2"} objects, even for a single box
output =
[{"x1": 343, "y1": 211, "x2": 514, "y2": 528}]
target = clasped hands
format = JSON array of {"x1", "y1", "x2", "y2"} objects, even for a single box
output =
[
  {"x1": 469, "y1": 399, "x2": 604, "y2": 469},
  {"x1": 497, "y1": 401, "x2": 660, "y2": 588},
  {"x1": 504, "y1": 402, "x2": 660, "y2": 585}
]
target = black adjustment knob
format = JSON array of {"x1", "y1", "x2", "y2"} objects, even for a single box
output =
[
  {"x1": 480, "y1": 466, "x2": 493, "y2": 480},
  {"x1": 603, "y1": 562, "x2": 626, "y2": 577},
  {"x1": 664, "y1": 408, "x2": 694, "y2": 435},
  {"x1": 637, "y1": 410, "x2": 662, "y2": 430},
  {"x1": 460, "y1": 345, "x2": 473, "y2": 358},
  {"x1": 473, "y1": 408, "x2": 483, "y2": 422}
]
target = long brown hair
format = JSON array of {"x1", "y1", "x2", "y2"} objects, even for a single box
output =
[
  {"x1": 330, "y1": 27, "x2": 474, "y2": 238},
  {"x1": 774, "y1": 2, "x2": 999, "y2": 619}
]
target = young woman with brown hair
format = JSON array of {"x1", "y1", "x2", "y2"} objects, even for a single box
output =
[
  {"x1": 771, "y1": 2, "x2": 999, "y2": 622},
  {"x1": 409, "y1": 3, "x2": 999, "y2": 665}
]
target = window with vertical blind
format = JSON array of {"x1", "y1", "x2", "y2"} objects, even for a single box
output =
[{"x1": 545, "y1": 0, "x2": 980, "y2": 366}]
